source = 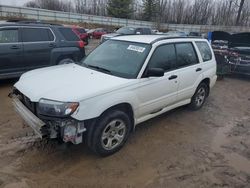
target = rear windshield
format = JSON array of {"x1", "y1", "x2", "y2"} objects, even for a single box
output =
[
  {"x1": 116, "y1": 27, "x2": 136, "y2": 35},
  {"x1": 58, "y1": 28, "x2": 79, "y2": 41}
]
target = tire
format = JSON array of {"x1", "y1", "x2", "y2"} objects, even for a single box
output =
[
  {"x1": 189, "y1": 83, "x2": 209, "y2": 110},
  {"x1": 58, "y1": 58, "x2": 74, "y2": 65},
  {"x1": 89, "y1": 110, "x2": 132, "y2": 157}
]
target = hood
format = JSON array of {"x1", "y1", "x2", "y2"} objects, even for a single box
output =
[
  {"x1": 229, "y1": 33, "x2": 250, "y2": 48},
  {"x1": 14, "y1": 64, "x2": 132, "y2": 102},
  {"x1": 102, "y1": 33, "x2": 121, "y2": 39},
  {"x1": 212, "y1": 31, "x2": 250, "y2": 48},
  {"x1": 212, "y1": 31, "x2": 231, "y2": 41}
]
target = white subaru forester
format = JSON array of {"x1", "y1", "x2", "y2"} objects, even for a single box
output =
[{"x1": 11, "y1": 35, "x2": 217, "y2": 156}]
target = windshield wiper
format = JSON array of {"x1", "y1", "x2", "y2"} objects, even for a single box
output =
[{"x1": 85, "y1": 64, "x2": 113, "y2": 74}]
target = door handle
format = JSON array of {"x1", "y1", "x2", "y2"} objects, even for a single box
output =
[
  {"x1": 196, "y1": 68, "x2": 202, "y2": 72},
  {"x1": 10, "y1": 45, "x2": 20, "y2": 49},
  {"x1": 168, "y1": 75, "x2": 178, "y2": 80},
  {"x1": 49, "y1": 43, "x2": 56, "y2": 47}
]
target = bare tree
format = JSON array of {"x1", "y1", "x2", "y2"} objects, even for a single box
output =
[
  {"x1": 25, "y1": 0, "x2": 73, "y2": 12},
  {"x1": 236, "y1": 0, "x2": 246, "y2": 25},
  {"x1": 24, "y1": 0, "x2": 250, "y2": 26}
]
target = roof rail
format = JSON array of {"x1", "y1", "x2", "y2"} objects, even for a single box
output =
[
  {"x1": 150, "y1": 36, "x2": 202, "y2": 44},
  {"x1": 6, "y1": 19, "x2": 62, "y2": 26}
]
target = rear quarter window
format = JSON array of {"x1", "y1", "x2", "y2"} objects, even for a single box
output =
[
  {"x1": 196, "y1": 41, "x2": 213, "y2": 62},
  {"x1": 58, "y1": 28, "x2": 79, "y2": 41}
]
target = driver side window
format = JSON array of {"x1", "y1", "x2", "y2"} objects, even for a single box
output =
[{"x1": 147, "y1": 44, "x2": 176, "y2": 72}]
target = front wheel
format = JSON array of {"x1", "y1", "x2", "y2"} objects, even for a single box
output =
[
  {"x1": 58, "y1": 58, "x2": 74, "y2": 65},
  {"x1": 90, "y1": 110, "x2": 132, "y2": 157},
  {"x1": 189, "y1": 83, "x2": 209, "y2": 110}
]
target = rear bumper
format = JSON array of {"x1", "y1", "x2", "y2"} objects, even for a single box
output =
[{"x1": 12, "y1": 96, "x2": 45, "y2": 138}]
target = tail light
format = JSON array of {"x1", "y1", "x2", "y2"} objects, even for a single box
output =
[{"x1": 78, "y1": 41, "x2": 84, "y2": 48}]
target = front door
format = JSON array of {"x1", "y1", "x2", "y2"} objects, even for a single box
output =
[
  {"x1": 0, "y1": 27, "x2": 23, "y2": 77},
  {"x1": 135, "y1": 44, "x2": 179, "y2": 118}
]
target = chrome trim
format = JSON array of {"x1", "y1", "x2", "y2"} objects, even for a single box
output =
[{"x1": 12, "y1": 96, "x2": 45, "y2": 138}]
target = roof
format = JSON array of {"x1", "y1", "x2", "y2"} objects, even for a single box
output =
[
  {"x1": 0, "y1": 20, "x2": 62, "y2": 27},
  {"x1": 112, "y1": 35, "x2": 202, "y2": 44}
]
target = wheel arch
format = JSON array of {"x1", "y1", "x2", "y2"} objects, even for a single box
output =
[
  {"x1": 99, "y1": 103, "x2": 135, "y2": 132},
  {"x1": 200, "y1": 78, "x2": 210, "y2": 96}
]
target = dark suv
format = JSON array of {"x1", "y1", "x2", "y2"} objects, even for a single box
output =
[{"x1": 0, "y1": 20, "x2": 85, "y2": 79}]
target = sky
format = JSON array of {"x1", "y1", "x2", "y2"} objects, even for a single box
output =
[{"x1": 0, "y1": 0, "x2": 30, "y2": 6}]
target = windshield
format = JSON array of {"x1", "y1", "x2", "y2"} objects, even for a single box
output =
[
  {"x1": 81, "y1": 40, "x2": 151, "y2": 78},
  {"x1": 116, "y1": 27, "x2": 136, "y2": 35}
]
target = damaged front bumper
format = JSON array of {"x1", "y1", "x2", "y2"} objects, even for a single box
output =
[
  {"x1": 12, "y1": 96, "x2": 45, "y2": 138},
  {"x1": 11, "y1": 94, "x2": 86, "y2": 144}
]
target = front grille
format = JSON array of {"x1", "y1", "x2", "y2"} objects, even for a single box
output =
[{"x1": 19, "y1": 93, "x2": 36, "y2": 114}]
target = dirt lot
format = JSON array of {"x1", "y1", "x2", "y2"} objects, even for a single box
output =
[{"x1": 0, "y1": 39, "x2": 250, "y2": 188}]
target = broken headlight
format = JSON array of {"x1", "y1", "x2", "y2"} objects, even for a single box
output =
[{"x1": 38, "y1": 99, "x2": 79, "y2": 117}]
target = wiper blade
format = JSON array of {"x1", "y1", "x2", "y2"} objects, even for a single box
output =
[{"x1": 86, "y1": 64, "x2": 112, "y2": 74}]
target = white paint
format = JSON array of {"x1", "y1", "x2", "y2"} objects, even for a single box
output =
[{"x1": 14, "y1": 37, "x2": 217, "y2": 126}]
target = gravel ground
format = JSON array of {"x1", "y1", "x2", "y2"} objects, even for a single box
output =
[{"x1": 0, "y1": 39, "x2": 250, "y2": 188}]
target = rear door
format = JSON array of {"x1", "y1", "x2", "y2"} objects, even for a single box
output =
[
  {"x1": 0, "y1": 27, "x2": 24, "y2": 76},
  {"x1": 21, "y1": 27, "x2": 55, "y2": 69},
  {"x1": 174, "y1": 42, "x2": 203, "y2": 101}
]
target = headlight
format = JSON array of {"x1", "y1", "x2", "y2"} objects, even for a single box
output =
[{"x1": 37, "y1": 99, "x2": 79, "y2": 117}]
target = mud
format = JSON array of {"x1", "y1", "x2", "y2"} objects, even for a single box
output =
[{"x1": 0, "y1": 40, "x2": 250, "y2": 188}]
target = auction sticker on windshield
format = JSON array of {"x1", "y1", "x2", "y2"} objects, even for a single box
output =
[{"x1": 127, "y1": 45, "x2": 146, "y2": 53}]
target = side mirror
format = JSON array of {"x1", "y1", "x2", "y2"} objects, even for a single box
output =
[
  {"x1": 136, "y1": 31, "x2": 141, "y2": 35},
  {"x1": 145, "y1": 68, "x2": 164, "y2": 77}
]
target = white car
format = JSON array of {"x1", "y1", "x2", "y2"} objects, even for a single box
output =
[{"x1": 11, "y1": 35, "x2": 217, "y2": 156}]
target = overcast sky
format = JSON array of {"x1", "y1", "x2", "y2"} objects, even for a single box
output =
[{"x1": 0, "y1": 0, "x2": 30, "y2": 6}]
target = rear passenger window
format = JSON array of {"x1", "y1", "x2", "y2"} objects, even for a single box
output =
[
  {"x1": 59, "y1": 28, "x2": 79, "y2": 41},
  {"x1": 0, "y1": 29, "x2": 18, "y2": 43},
  {"x1": 196, "y1": 41, "x2": 212, "y2": 62},
  {"x1": 148, "y1": 44, "x2": 176, "y2": 71},
  {"x1": 175, "y1": 43, "x2": 199, "y2": 68},
  {"x1": 22, "y1": 28, "x2": 54, "y2": 42}
]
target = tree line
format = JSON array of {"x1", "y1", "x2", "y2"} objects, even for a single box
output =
[{"x1": 25, "y1": 0, "x2": 250, "y2": 27}]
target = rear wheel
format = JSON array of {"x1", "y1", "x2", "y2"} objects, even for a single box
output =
[
  {"x1": 189, "y1": 83, "x2": 209, "y2": 110},
  {"x1": 89, "y1": 110, "x2": 131, "y2": 157}
]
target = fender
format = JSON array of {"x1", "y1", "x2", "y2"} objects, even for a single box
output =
[{"x1": 71, "y1": 90, "x2": 140, "y2": 121}]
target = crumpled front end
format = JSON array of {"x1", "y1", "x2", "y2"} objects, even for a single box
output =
[{"x1": 10, "y1": 89, "x2": 86, "y2": 144}]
